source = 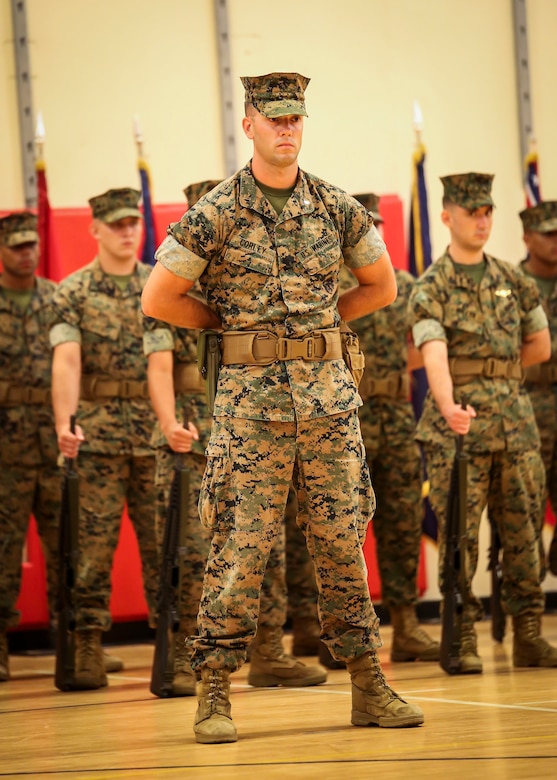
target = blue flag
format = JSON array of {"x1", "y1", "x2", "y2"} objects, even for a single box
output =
[
  {"x1": 138, "y1": 158, "x2": 157, "y2": 265},
  {"x1": 408, "y1": 142, "x2": 437, "y2": 540}
]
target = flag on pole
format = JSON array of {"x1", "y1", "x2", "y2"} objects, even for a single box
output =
[
  {"x1": 408, "y1": 109, "x2": 437, "y2": 540},
  {"x1": 408, "y1": 139, "x2": 433, "y2": 421},
  {"x1": 134, "y1": 116, "x2": 157, "y2": 265},
  {"x1": 524, "y1": 146, "x2": 541, "y2": 207},
  {"x1": 34, "y1": 114, "x2": 60, "y2": 280}
]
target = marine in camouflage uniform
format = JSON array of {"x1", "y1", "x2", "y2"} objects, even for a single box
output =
[
  {"x1": 144, "y1": 180, "x2": 325, "y2": 697},
  {"x1": 409, "y1": 172, "x2": 557, "y2": 674},
  {"x1": 346, "y1": 192, "x2": 439, "y2": 664},
  {"x1": 519, "y1": 201, "x2": 557, "y2": 577},
  {"x1": 0, "y1": 213, "x2": 59, "y2": 682},
  {"x1": 143, "y1": 73, "x2": 424, "y2": 742},
  {"x1": 50, "y1": 188, "x2": 159, "y2": 690}
]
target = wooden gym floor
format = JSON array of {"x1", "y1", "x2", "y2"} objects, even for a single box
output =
[{"x1": 1, "y1": 615, "x2": 556, "y2": 780}]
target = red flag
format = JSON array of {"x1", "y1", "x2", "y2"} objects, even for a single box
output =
[{"x1": 35, "y1": 160, "x2": 60, "y2": 280}]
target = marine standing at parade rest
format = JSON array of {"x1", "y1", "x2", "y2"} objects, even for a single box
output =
[
  {"x1": 144, "y1": 178, "x2": 326, "y2": 696},
  {"x1": 50, "y1": 188, "x2": 160, "y2": 689},
  {"x1": 0, "y1": 212, "x2": 59, "y2": 682},
  {"x1": 142, "y1": 71, "x2": 424, "y2": 743},
  {"x1": 409, "y1": 172, "x2": 557, "y2": 674},
  {"x1": 519, "y1": 200, "x2": 557, "y2": 578}
]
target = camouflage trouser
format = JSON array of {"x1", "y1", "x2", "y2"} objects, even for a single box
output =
[
  {"x1": 0, "y1": 461, "x2": 61, "y2": 631},
  {"x1": 155, "y1": 448, "x2": 287, "y2": 637},
  {"x1": 365, "y1": 438, "x2": 423, "y2": 608},
  {"x1": 191, "y1": 410, "x2": 380, "y2": 672},
  {"x1": 75, "y1": 452, "x2": 159, "y2": 631},
  {"x1": 285, "y1": 481, "x2": 319, "y2": 623},
  {"x1": 424, "y1": 444, "x2": 546, "y2": 622}
]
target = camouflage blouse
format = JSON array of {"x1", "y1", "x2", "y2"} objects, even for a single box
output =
[
  {"x1": 409, "y1": 250, "x2": 546, "y2": 452},
  {"x1": 156, "y1": 164, "x2": 386, "y2": 422}
]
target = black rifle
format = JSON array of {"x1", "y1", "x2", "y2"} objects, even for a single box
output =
[
  {"x1": 54, "y1": 415, "x2": 79, "y2": 691},
  {"x1": 150, "y1": 448, "x2": 189, "y2": 697},
  {"x1": 439, "y1": 399, "x2": 469, "y2": 675},
  {"x1": 488, "y1": 521, "x2": 506, "y2": 642}
]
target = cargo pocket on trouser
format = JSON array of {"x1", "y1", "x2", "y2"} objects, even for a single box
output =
[{"x1": 199, "y1": 434, "x2": 231, "y2": 531}]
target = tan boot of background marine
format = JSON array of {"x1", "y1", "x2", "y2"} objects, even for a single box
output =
[
  {"x1": 292, "y1": 616, "x2": 321, "y2": 656},
  {"x1": 74, "y1": 629, "x2": 108, "y2": 690},
  {"x1": 172, "y1": 633, "x2": 196, "y2": 696},
  {"x1": 513, "y1": 613, "x2": 557, "y2": 667},
  {"x1": 194, "y1": 668, "x2": 237, "y2": 744},
  {"x1": 347, "y1": 651, "x2": 424, "y2": 728},
  {"x1": 0, "y1": 632, "x2": 9, "y2": 682},
  {"x1": 389, "y1": 605, "x2": 440, "y2": 662},
  {"x1": 103, "y1": 651, "x2": 124, "y2": 673},
  {"x1": 459, "y1": 622, "x2": 483, "y2": 674},
  {"x1": 247, "y1": 625, "x2": 327, "y2": 687}
]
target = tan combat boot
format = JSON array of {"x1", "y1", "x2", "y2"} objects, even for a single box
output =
[
  {"x1": 172, "y1": 633, "x2": 196, "y2": 696},
  {"x1": 513, "y1": 613, "x2": 557, "y2": 667},
  {"x1": 292, "y1": 615, "x2": 321, "y2": 656},
  {"x1": 390, "y1": 605, "x2": 440, "y2": 662},
  {"x1": 247, "y1": 625, "x2": 327, "y2": 687},
  {"x1": 193, "y1": 668, "x2": 237, "y2": 744},
  {"x1": 103, "y1": 651, "x2": 124, "y2": 673},
  {"x1": 459, "y1": 621, "x2": 483, "y2": 674},
  {"x1": 0, "y1": 632, "x2": 9, "y2": 682},
  {"x1": 347, "y1": 651, "x2": 424, "y2": 728},
  {"x1": 74, "y1": 629, "x2": 108, "y2": 690}
]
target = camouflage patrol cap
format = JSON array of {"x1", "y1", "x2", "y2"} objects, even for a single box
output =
[
  {"x1": 352, "y1": 193, "x2": 384, "y2": 224},
  {"x1": 183, "y1": 180, "x2": 222, "y2": 208},
  {"x1": 0, "y1": 211, "x2": 39, "y2": 247},
  {"x1": 441, "y1": 173, "x2": 495, "y2": 209},
  {"x1": 519, "y1": 201, "x2": 557, "y2": 233},
  {"x1": 88, "y1": 187, "x2": 142, "y2": 223},
  {"x1": 241, "y1": 72, "x2": 310, "y2": 118}
]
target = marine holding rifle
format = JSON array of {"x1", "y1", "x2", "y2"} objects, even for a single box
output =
[
  {"x1": 142, "y1": 72, "x2": 424, "y2": 743},
  {"x1": 408, "y1": 172, "x2": 557, "y2": 673},
  {"x1": 50, "y1": 188, "x2": 160, "y2": 689}
]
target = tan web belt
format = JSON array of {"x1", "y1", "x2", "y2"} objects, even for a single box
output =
[
  {"x1": 449, "y1": 357, "x2": 523, "y2": 385},
  {"x1": 173, "y1": 363, "x2": 205, "y2": 394},
  {"x1": 80, "y1": 376, "x2": 150, "y2": 400},
  {"x1": 359, "y1": 372, "x2": 409, "y2": 401},
  {"x1": 220, "y1": 328, "x2": 343, "y2": 366},
  {"x1": 0, "y1": 383, "x2": 51, "y2": 406},
  {"x1": 524, "y1": 363, "x2": 557, "y2": 385}
]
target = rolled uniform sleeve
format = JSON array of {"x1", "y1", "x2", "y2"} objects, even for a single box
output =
[
  {"x1": 50, "y1": 321, "x2": 82, "y2": 347},
  {"x1": 143, "y1": 325, "x2": 175, "y2": 356},
  {"x1": 343, "y1": 225, "x2": 386, "y2": 269},
  {"x1": 155, "y1": 234, "x2": 207, "y2": 281}
]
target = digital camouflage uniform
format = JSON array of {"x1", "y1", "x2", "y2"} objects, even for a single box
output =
[
  {"x1": 49, "y1": 258, "x2": 159, "y2": 631},
  {"x1": 156, "y1": 163, "x2": 385, "y2": 673},
  {"x1": 0, "y1": 275, "x2": 59, "y2": 632},
  {"x1": 410, "y1": 249, "x2": 547, "y2": 626},
  {"x1": 519, "y1": 201, "x2": 557, "y2": 576}
]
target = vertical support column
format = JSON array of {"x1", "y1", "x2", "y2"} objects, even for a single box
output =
[
  {"x1": 10, "y1": 0, "x2": 36, "y2": 207},
  {"x1": 512, "y1": 0, "x2": 533, "y2": 166},
  {"x1": 214, "y1": 0, "x2": 237, "y2": 177}
]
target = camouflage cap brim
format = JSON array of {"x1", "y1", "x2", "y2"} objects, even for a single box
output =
[
  {"x1": 102, "y1": 207, "x2": 143, "y2": 224},
  {"x1": 258, "y1": 99, "x2": 308, "y2": 118},
  {"x1": 537, "y1": 218, "x2": 557, "y2": 233},
  {"x1": 4, "y1": 229, "x2": 39, "y2": 247},
  {"x1": 461, "y1": 195, "x2": 495, "y2": 210}
]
